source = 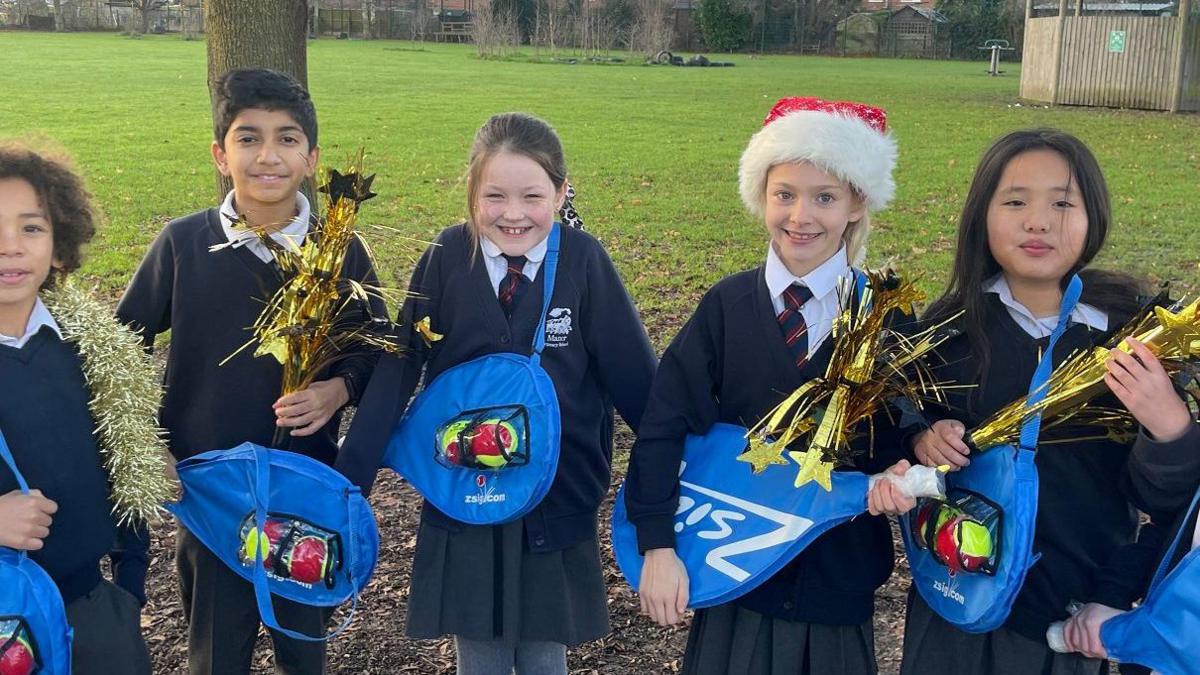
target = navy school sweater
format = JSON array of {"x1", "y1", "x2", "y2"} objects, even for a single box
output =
[
  {"x1": 338, "y1": 223, "x2": 657, "y2": 552},
  {"x1": 623, "y1": 267, "x2": 913, "y2": 625},
  {"x1": 116, "y1": 207, "x2": 384, "y2": 466},
  {"x1": 0, "y1": 328, "x2": 116, "y2": 604},
  {"x1": 915, "y1": 293, "x2": 1197, "y2": 641}
]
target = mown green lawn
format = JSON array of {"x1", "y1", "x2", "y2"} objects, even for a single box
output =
[{"x1": 2, "y1": 31, "x2": 1197, "y2": 344}]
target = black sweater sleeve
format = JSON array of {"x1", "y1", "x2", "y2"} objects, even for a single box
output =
[
  {"x1": 109, "y1": 227, "x2": 179, "y2": 599},
  {"x1": 1084, "y1": 519, "x2": 1169, "y2": 610},
  {"x1": 334, "y1": 240, "x2": 439, "y2": 495},
  {"x1": 115, "y1": 223, "x2": 177, "y2": 346},
  {"x1": 581, "y1": 244, "x2": 657, "y2": 432},
  {"x1": 623, "y1": 289, "x2": 725, "y2": 553},
  {"x1": 326, "y1": 239, "x2": 388, "y2": 406},
  {"x1": 1123, "y1": 422, "x2": 1200, "y2": 521},
  {"x1": 110, "y1": 521, "x2": 151, "y2": 606}
]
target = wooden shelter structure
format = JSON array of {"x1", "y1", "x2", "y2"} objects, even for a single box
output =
[
  {"x1": 882, "y1": 6, "x2": 947, "y2": 59},
  {"x1": 1019, "y1": 0, "x2": 1200, "y2": 112}
]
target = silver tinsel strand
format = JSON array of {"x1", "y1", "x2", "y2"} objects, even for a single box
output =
[{"x1": 44, "y1": 282, "x2": 177, "y2": 525}]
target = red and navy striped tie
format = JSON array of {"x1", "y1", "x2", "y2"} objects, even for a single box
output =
[
  {"x1": 778, "y1": 284, "x2": 814, "y2": 368},
  {"x1": 498, "y1": 254, "x2": 528, "y2": 319}
]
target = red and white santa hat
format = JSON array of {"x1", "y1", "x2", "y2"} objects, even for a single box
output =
[{"x1": 738, "y1": 97, "x2": 898, "y2": 218}]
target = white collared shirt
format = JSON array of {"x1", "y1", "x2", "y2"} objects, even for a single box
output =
[
  {"x1": 479, "y1": 234, "x2": 549, "y2": 297},
  {"x1": 0, "y1": 297, "x2": 63, "y2": 349},
  {"x1": 984, "y1": 275, "x2": 1108, "y2": 338},
  {"x1": 764, "y1": 245, "x2": 852, "y2": 355},
  {"x1": 218, "y1": 190, "x2": 312, "y2": 264}
]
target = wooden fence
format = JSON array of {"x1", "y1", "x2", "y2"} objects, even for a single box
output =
[{"x1": 1019, "y1": 0, "x2": 1199, "y2": 112}]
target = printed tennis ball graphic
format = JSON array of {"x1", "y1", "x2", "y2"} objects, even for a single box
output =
[
  {"x1": 933, "y1": 514, "x2": 993, "y2": 574},
  {"x1": 440, "y1": 420, "x2": 471, "y2": 465},
  {"x1": 955, "y1": 519, "x2": 994, "y2": 572},
  {"x1": 471, "y1": 421, "x2": 518, "y2": 467},
  {"x1": 915, "y1": 502, "x2": 958, "y2": 543},
  {"x1": 0, "y1": 636, "x2": 35, "y2": 675},
  {"x1": 243, "y1": 519, "x2": 288, "y2": 566},
  {"x1": 287, "y1": 535, "x2": 330, "y2": 584},
  {"x1": 441, "y1": 419, "x2": 518, "y2": 467}
]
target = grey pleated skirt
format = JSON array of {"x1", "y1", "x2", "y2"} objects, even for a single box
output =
[
  {"x1": 682, "y1": 602, "x2": 878, "y2": 675},
  {"x1": 405, "y1": 513, "x2": 609, "y2": 647},
  {"x1": 900, "y1": 591, "x2": 1106, "y2": 675}
]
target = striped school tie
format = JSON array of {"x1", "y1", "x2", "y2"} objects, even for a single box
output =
[
  {"x1": 778, "y1": 284, "x2": 814, "y2": 368},
  {"x1": 498, "y1": 254, "x2": 528, "y2": 319}
]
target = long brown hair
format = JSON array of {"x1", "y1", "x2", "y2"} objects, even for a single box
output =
[
  {"x1": 924, "y1": 128, "x2": 1149, "y2": 374},
  {"x1": 465, "y1": 113, "x2": 567, "y2": 249}
]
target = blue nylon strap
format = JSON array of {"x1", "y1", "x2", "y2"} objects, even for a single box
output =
[
  {"x1": 0, "y1": 428, "x2": 33, "y2": 560},
  {"x1": 531, "y1": 222, "x2": 561, "y2": 357},
  {"x1": 249, "y1": 447, "x2": 358, "y2": 642},
  {"x1": 1017, "y1": 274, "x2": 1083, "y2": 451},
  {"x1": 1148, "y1": 487, "x2": 1200, "y2": 592},
  {"x1": 0, "y1": 428, "x2": 30, "y2": 495}
]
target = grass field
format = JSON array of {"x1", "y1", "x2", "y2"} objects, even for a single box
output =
[
  {"x1": 2, "y1": 31, "x2": 1198, "y2": 344},
  {"x1": 3, "y1": 31, "x2": 1198, "y2": 673}
]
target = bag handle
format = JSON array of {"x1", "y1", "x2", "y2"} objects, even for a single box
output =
[
  {"x1": 1017, "y1": 274, "x2": 1083, "y2": 451},
  {"x1": 248, "y1": 446, "x2": 361, "y2": 642},
  {"x1": 530, "y1": 222, "x2": 562, "y2": 357}
]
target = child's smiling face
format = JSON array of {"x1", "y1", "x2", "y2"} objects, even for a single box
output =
[
  {"x1": 473, "y1": 151, "x2": 565, "y2": 257},
  {"x1": 763, "y1": 161, "x2": 864, "y2": 277},
  {"x1": 986, "y1": 149, "x2": 1088, "y2": 289},
  {"x1": 0, "y1": 178, "x2": 57, "y2": 326},
  {"x1": 212, "y1": 107, "x2": 318, "y2": 223}
]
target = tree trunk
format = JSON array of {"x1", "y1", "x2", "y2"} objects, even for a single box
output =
[{"x1": 205, "y1": 0, "x2": 309, "y2": 200}]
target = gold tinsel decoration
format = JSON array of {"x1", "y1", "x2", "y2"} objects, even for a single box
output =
[
  {"x1": 968, "y1": 298, "x2": 1200, "y2": 451},
  {"x1": 43, "y1": 281, "x2": 177, "y2": 525},
  {"x1": 218, "y1": 151, "x2": 399, "y2": 414},
  {"x1": 741, "y1": 269, "x2": 956, "y2": 490}
]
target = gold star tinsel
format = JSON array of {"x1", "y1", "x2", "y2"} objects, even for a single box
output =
[
  {"x1": 44, "y1": 281, "x2": 177, "y2": 525},
  {"x1": 737, "y1": 434, "x2": 793, "y2": 473},
  {"x1": 744, "y1": 269, "x2": 956, "y2": 490},
  {"x1": 414, "y1": 316, "x2": 444, "y2": 348},
  {"x1": 219, "y1": 151, "x2": 401, "y2": 410},
  {"x1": 968, "y1": 297, "x2": 1200, "y2": 452}
]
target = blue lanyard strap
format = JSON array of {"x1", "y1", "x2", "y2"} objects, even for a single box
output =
[
  {"x1": 1018, "y1": 274, "x2": 1084, "y2": 451},
  {"x1": 1148, "y1": 487, "x2": 1200, "y2": 592},
  {"x1": 0, "y1": 428, "x2": 30, "y2": 494},
  {"x1": 531, "y1": 222, "x2": 561, "y2": 356}
]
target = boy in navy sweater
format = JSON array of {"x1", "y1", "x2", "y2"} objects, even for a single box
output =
[
  {"x1": 117, "y1": 69, "x2": 381, "y2": 675},
  {"x1": 0, "y1": 144, "x2": 152, "y2": 673}
]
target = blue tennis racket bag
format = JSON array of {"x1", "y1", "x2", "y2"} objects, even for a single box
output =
[
  {"x1": 1101, "y1": 487, "x2": 1200, "y2": 675},
  {"x1": 167, "y1": 443, "x2": 379, "y2": 641},
  {"x1": 382, "y1": 224, "x2": 565, "y2": 525},
  {"x1": 611, "y1": 423, "x2": 879, "y2": 608},
  {"x1": 901, "y1": 275, "x2": 1082, "y2": 633}
]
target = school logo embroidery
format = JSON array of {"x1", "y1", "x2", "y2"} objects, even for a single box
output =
[
  {"x1": 465, "y1": 473, "x2": 507, "y2": 505},
  {"x1": 544, "y1": 307, "x2": 572, "y2": 348},
  {"x1": 672, "y1": 461, "x2": 815, "y2": 582}
]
